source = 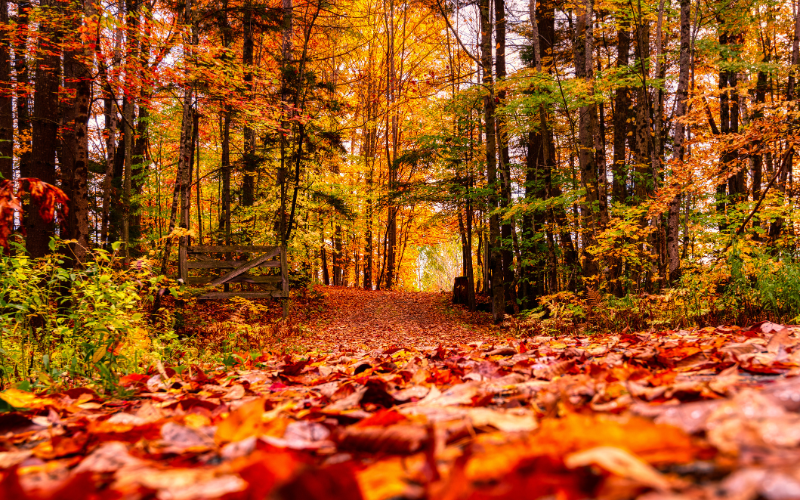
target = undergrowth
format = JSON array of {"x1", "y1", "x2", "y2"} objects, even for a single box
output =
[
  {"x1": 5, "y1": 236, "x2": 800, "y2": 391},
  {"x1": 514, "y1": 244, "x2": 800, "y2": 336},
  {"x1": 0, "y1": 240, "x2": 326, "y2": 392},
  {"x1": 0, "y1": 242, "x2": 177, "y2": 393}
]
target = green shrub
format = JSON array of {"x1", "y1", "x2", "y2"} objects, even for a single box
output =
[{"x1": 0, "y1": 241, "x2": 171, "y2": 392}]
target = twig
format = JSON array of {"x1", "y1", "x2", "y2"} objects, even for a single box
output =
[{"x1": 433, "y1": 0, "x2": 481, "y2": 65}]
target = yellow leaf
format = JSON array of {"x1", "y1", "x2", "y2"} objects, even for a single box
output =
[
  {"x1": 216, "y1": 399, "x2": 266, "y2": 445},
  {"x1": 92, "y1": 344, "x2": 108, "y2": 364},
  {"x1": 357, "y1": 458, "x2": 420, "y2": 500},
  {"x1": 215, "y1": 400, "x2": 291, "y2": 445},
  {"x1": 0, "y1": 389, "x2": 56, "y2": 410}
]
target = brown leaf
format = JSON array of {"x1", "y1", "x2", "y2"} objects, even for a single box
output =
[{"x1": 336, "y1": 424, "x2": 430, "y2": 455}]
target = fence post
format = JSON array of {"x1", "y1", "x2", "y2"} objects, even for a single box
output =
[
  {"x1": 281, "y1": 245, "x2": 288, "y2": 319},
  {"x1": 179, "y1": 242, "x2": 188, "y2": 282}
]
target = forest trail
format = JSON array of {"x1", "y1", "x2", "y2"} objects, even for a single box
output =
[{"x1": 304, "y1": 287, "x2": 502, "y2": 351}]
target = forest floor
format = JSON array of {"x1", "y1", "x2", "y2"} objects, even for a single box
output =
[
  {"x1": 300, "y1": 287, "x2": 504, "y2": 350},
  {"x1": 184, "y1": 286, "x2": 506, "y2": 354},
  {"x1": 3, "y1": 287, "x2": 800, "y2": 499}
]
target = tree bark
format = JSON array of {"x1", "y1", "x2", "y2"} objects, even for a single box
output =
[
  {"x1": 122, "y1": 0, "x2": 139, "y2": 258},
  {"x1": 99, "y1": 20, "x2": 121, "y2": 247},
  {"x1": 14, "y1": 0, "x2": 31, "y2": 183},
  {"x1": 769, "y1": 3, "x2": 799, "y2": 243},
  {"x1": 242, "y1": 0, "x2": 256, "y2": 210},
  {"x1": 495, "y1": 0, "x2": 516, "y2": 312},
  {"x1": 611, "y1": 24, "x2": 630, "y2": 206},
  {"x1": 751, "y1": 58, "x2": 768, "y2": 238},
  {"x1": 160, "y1": 0, "x2": 194, "y2": 276},
  {"x1": 27, "y1": 0, "x2": 62, "y2": 258},
  {"x1": 608, "y1": 19, "x2": 631, "y2": 295},
  {"x1": 218, "y1": 0, "x2": 231, "y2": 245},
  {"x1": 363, "y1": 61, "x2": 376, "y2": 289},
  {"x1": 668, "y1": 0, "x2": 691, "y2": 284},
  {"x1": 480, "y1": 0, "x2": 503, "y2": 323},
  {"x1": 0, "y1": 0, "x2": 12, "y2": 182},
  {"x1": 384, "y1": 0, "x2": 398, "y2": 289},
  {"x1": 574, "y1": 0, "x2": 603, "y2": 279}
]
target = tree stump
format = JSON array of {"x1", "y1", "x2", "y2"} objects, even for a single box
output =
[{"x1": 453, "y1": 276, "x2": 469, "y2": 304}]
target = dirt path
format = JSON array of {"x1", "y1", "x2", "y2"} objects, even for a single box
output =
[{"x1": 302, "y1": 287, "x2": 503, "y2": 351}]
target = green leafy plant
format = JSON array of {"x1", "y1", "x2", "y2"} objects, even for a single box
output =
[{"x1": 0, "y1": 241, "x2": 173, "y2": 392}]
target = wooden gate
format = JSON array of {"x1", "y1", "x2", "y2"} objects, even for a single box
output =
[{"x1": 178, "y1": 245, "x2": 289, "y2": 309}]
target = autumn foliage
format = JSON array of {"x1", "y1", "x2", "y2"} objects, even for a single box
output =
[{"x1": 3, "y1": 0, "x2": 800, "y2": 498}]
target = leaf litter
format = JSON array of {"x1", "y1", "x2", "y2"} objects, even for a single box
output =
[{"x1": 4, "y1": 289, "x2": 800, "y2": 499}]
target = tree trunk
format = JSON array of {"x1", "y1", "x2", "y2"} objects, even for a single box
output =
[
  {"x1": 242, "y1": 0, "x2": 256, "y2": 211},
  {"x1": 716, "y1": 30, "x2": 730, "y2": 232},
  {"x1": 333, "y1": 224, "x2": 343, "y2": 286},
  {"x1": 14, "y1": 0, "x2": 31, "y2": 183},
  {"x1": 611, "y1": 24, "x2": 630, "y2": 205},
  {"x1": 99, "y1": 22, "x2": 121, "y2": 248},
  {"x1": 278, "y1": 0, "x2": 292, "y2": 244},
  {"x1": 131, "y1": 95, "x2": 149, "y2": 243},
  {"x1": 72, "y1": 0, "x2": 95, "y2": 263},
  {"x1": 363, "y1": 70, "x2": 375, "y2": 289},
  {"x1": 770, "y1": 3, "x2": 800, "y2": 242},
  {"x1": 384, "y1": 0, "x2": 398, "y2": 290},
  {"x1": 216, "y1": 0, "x2": 231, "y2": 244},
  {"x1": 220, "y1": 109, "x2": 231, "y2": 243},
  {"x1": 480, "y1": 0, "x2": 503, "y2": 323},
  {"x1": 27, "y1": 0, "x2": 62, "y2": 258},
  {"x1": 495, "y1": 0, "x2": 516, "y2": 312},
  {"x1": 161, "y1": 0, "x2": 194, "y2": 276},
  {"x1": 608, "y1": 20, "x2": 631, "y2": 295},
  {"x1": 631, "y1": 14, "x2": 653, "y2": 289},
  {"x1": 466, "y1": 175, "x2": 475, "y2": 309},
  {"x1": 0, "y1": 0, "x2": 12, "y2": 182},
  {"x1": 668, "y1": 0, "x2": 691, "y2": 284},
  {"x1": 751, "y1": 61, "x2": 768, "y2": 238},
  {"x1": 574, "y1": 0, "x2": 603, "y2": 279},
  {"x1": 131, "y1": 25, "x2": 152, "y2": 246},
  {"x1": 522, "y1": 0, "x2": 547, "y2": 302},
  {"x1": 122, "y1": 0, "x2": 139, "y2": 258},
  {"x1": 178, "y1": 19, "x2": 198, "y2": 279},
  {"x1": 321, "y1": 238, "x2": 330, "y2": 286}
]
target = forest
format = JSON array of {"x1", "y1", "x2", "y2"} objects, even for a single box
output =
[{"x1": 3, "y1": 0, "x2": 800, "y2": 498}]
